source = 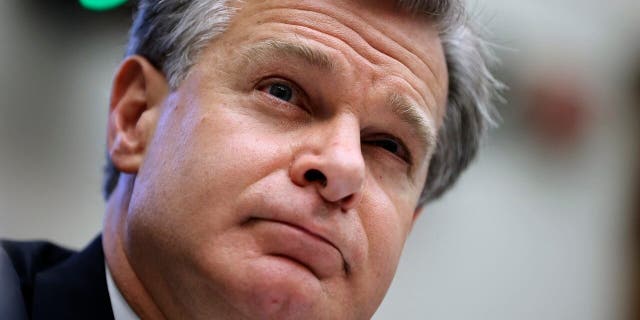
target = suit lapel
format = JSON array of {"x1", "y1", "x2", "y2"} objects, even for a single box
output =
[
  {"x1": 0, "y1": 246, "x2": 28, "y2": 320},
  {"x1": 32, "y1": 235, "x2": 114, "y2": 320}
]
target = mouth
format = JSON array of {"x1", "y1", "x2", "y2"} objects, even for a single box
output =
[{"x1": 245, "y1": 217, "x2": 349, "y2": 278}]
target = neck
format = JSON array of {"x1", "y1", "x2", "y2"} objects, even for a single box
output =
[{"x1": 103, "y1": 174, "x2": 166, "y2": 320}]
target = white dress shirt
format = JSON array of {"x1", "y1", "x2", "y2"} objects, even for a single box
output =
[{"x1": 105, "y1": 262, "x2": 140, "y2": 320}]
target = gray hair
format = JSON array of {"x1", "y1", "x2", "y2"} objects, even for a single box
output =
[{"x1": 103, "y1": 0, "x2": 502, "y2": 207}]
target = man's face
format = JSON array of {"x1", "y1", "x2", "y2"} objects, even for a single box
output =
[{"x1": 125, "y1": 0, "x2": 448, "y2": 318}]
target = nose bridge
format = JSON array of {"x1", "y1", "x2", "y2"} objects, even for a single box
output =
[
  {"x1": 321, "y1": 115, "x2": 362, "y2": 163},
  {"x1": 312, "y1": 114, "x2": 365, "y2": 206}
]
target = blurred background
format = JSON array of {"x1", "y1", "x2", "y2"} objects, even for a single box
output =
[{"x1": 0, "y1": 0, "x2": 638, "y2": 319}]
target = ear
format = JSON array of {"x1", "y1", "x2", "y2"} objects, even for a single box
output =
[{"x1": 107, "y1": 55, "x2": 169, "y2": 174}]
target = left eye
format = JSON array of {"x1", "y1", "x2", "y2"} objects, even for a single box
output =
[
  {"x1": 365, "y1": 137, "x2": 411, "y2": 164},
  {"x1": 267, "y1": 83, "x2": 293, "y2": 102},
  {"x1": 369, "y1": 139, "x2": 399, "y2": 153}
]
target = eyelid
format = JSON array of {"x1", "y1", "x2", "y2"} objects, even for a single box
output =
[
  {"x1": 363, "y1": 134, "x2": 413, "y2": 165},
  {"x1": 255, "y1": 77, "x2": 309, "y2": 111}
]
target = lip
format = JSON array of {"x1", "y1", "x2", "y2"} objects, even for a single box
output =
[{"x1": 247, "y1": 217, "x2": 348, "y2": 278}]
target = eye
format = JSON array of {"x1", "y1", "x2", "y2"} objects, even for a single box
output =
[
  {"x1": 267, "y1": 83, "x2": 293, "y2": 102},
  {"x1": 256, "y1": 78, "x2": 308, "y2": 111},
  {"x1": 365, "y1": 136, "x2": 412, "y2": 164}
]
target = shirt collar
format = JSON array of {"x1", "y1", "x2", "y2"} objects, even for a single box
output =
[{"x1": 105, "y1": 262, "x2": 140, "y2": 320}]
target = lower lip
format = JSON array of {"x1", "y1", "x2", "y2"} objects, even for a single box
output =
[{"x1": 247, "y1": 219, "x2": 343, "y2": 279}]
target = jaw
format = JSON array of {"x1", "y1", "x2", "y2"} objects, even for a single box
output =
[{"x1": 102, "y1": 174, "x2": 168, "y2": 320}]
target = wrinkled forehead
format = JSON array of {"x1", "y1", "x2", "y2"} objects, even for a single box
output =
[
  {"x1": 223, "y1": 0, "x2": 449, "y2": 113},
  {"x1": 229, "y1": 0, "x2": 451, "y2": 33},
  {"x1": 227, "y1": 0, "x2": 449, "y2": 42},
  {"x1": 230, "y1": 0, "x2": 454, "y2": 20}
]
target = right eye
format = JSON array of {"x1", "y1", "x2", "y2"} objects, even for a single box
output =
[
  {"x1": 256, "y1": 78, "x2": 311, "y2": 116},
  {"x1": 266, "y1": 83, "x2": 293, "y2": 102},
  {"x1": 257, "y1": 78, "x2": 304, "y2": 105}
]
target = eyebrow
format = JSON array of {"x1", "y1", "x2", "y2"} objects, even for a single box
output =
[
  {"x1": 238, "y1": 39, "x2": 336, "y2": 71},
  {"x1": 387, "y1": 93, "x2": 437, "y2": 159}
]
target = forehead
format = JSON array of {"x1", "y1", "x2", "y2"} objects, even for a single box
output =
[{"x1": 211, "y1": 0, "x2": 448, "y2": 119}]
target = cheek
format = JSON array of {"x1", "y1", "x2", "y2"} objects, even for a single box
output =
[
  {"x1": 354, "y1": 175, "x2": 414, "y2": 308},
  {"x1": 365, "y1": 155, "x2": 422, "y2": 210},
  {"x1": 128, "y1": 97, "x2": 292, "y2": 252},
  {"x1": 361, "y1": 188, "x2": 410, "y2": 271}
]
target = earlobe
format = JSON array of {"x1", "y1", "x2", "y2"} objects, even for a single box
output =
[{"x1": 107, "y1": 55, "x2": 169, "y2": 174}]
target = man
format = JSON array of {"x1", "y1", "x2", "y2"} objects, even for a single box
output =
[{"x1": 1, "y1": 0, "x2": 501, "y2": 319}]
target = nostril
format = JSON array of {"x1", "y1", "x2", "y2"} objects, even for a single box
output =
[
  {"x1": 304, "y1": 169, "x2": 327, "y2": 187},
  {"x1": 341, "y1": 194, "x2": 353, "y2": 205}
]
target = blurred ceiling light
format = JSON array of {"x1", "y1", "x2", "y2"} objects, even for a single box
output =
[{"x1": 79, "y1": 0, "x2": 127, "y2": 11}]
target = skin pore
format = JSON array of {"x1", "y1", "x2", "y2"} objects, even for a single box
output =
[{"x1": 103, "y1": 0, "x2": 448, "y2": 319}]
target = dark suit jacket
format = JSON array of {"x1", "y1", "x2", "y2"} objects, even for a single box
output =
[{"x1": 0, "y1": 235, "x2": 114, "y2": 319}]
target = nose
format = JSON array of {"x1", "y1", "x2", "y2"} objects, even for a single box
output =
[{"x1": 289, "y1": 117, "x2": 365, "y2": 211}]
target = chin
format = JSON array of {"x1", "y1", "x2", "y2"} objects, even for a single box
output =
[{"x1": 229, "y1": 256, "x2": 341, "y2": 320}]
